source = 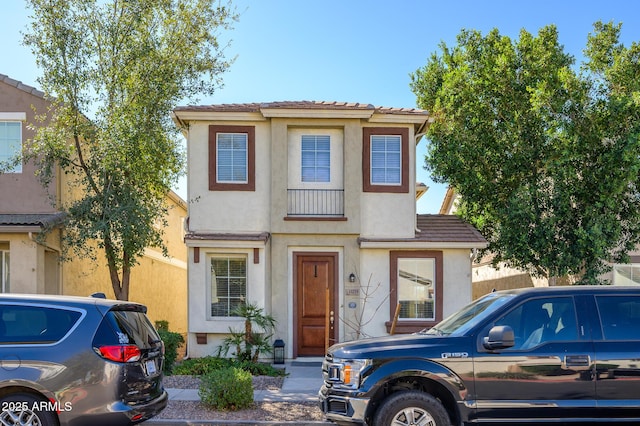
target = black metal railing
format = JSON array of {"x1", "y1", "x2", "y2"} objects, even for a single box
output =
[{"x1": 287, "y1": 189, "x2": 344, "y2": 216}]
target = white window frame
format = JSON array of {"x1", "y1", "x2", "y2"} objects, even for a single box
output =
[
  {"x1": 0, "y1": 249, "x2": 9, "y2": 293},
  {"x1": 0, "y1": 113, "x2": 25, "y2": 174},
  {"x1": 287, "y1": 128, "x2": 343, "y2": 190},
  {"x1": 216, "y1": 133, "x2": 248, "y2": 184},
  {"x1": 301, "y1": 135, "x2": 331, "y2": 183},
  {"x1": 397, "y1": 257, "x2": 436, "y2": 321},
  {"x1": 209, "y1": 254, "x2": 248, "y2": 318},
  {"x1": 370, "y1": 134, "x2": 402, "y2": 186}
]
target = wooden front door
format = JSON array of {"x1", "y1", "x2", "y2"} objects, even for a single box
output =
[{"x1": 294, "y1": 253, "x2": 337, "y2": 357}]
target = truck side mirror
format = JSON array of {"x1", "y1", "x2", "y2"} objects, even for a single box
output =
[{"x1": 483, "y1": 325, "x2": 515, "y2": 350}]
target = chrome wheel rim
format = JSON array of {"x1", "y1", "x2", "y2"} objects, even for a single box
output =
[
  {"x1": 0, "y1": 408, "x2": 42, "y2": 426},
  {"x1": 391, "y1": 406, "x2": 435, "y2": 426}
]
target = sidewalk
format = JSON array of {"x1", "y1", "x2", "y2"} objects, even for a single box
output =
[{"x1": 165, "y1": 361, "x2": 324, "y2": 403}]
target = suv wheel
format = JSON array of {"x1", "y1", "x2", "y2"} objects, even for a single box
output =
[
  {"x1": 0, "y1": 393, "x2": 58, "y2": 426},
  {"x1": 374, "y1": 390, "x2": 450, "y2": 426}
]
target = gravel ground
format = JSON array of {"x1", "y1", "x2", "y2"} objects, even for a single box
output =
[{"x1": 158, "y1": 375, "x2": 326, "y2": 422}]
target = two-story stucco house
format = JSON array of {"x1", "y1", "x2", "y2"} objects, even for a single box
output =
[
  {"x1": 0, "y1": 73, "x2": 189, "y2": 335},
  {"x1": 173, "y1": 101, "x2": 487, "y2": 359}
]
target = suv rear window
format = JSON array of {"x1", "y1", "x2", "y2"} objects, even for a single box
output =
[
  {"x1": 0, "y1": 305, "x2": 82, "y2": 344},
  {"x1": 93, "y1": 309, "x2": 161, "y2": 349}
]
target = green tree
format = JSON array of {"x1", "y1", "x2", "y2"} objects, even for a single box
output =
[
  {"x1": 22, "y1": 0, "x2": 237, "y2": 299},
  {"x1": 411, "y1": 22, "x2": 640, "y2": 284}
]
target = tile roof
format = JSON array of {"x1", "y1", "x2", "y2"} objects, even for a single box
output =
[
  {"x1": 414, "y1": 214, "x2": 486, "y2": 244},
  {"x1": 184, "y1": 232, "x2": 270, "y2": 242},
  {"x1": 358, "y1": 214, "x2": 487, "y2": 245},
  {"x1": 174, "y1": 101, "x2": 428, "y2": 116},
  {"x1": 0, "y1": 73, "x2": 45, "y2": 99},
  {"x1": 0, "y1": 213, "x2": 66, "y2": 228}
]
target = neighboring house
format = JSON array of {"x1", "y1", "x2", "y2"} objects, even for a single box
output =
[
  {"x1": 0, "y1": 74, "x2": 65, "y2": 295},
  {"x1": 173, "y1": 101, "x2": 487, "y2": 359},
  {"x1": 439, "y1": 186, "x2": 640, "y2": 296},
  {"x1": 0, "y1": 73, "x2": 188, "y2": 334}
]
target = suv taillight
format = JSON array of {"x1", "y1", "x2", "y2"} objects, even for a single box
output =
[{"x1": 97, "y1": 345, "x2": 141, "y2": 362}]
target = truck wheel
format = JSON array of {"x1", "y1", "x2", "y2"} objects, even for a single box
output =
[
  {"x1": 374, "y1": 390, "x2": 450, "y2": 426},
  {"x1": 0, "y1": 393, "x2": 58, "y2": 426}
]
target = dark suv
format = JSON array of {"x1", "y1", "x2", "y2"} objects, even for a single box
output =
[
  {"x1": 320, "y1": 286, "x2": 640, "y2": 425},
  {"x1": 0, "y1": 294, "x2": 167, "y2": 426}
]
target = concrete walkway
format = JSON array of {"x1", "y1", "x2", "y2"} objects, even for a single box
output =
[{"x1": 165, "y1": 361, "x2": 324, "y2": 403}]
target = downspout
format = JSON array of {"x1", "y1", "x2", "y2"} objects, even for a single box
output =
[{"x1": 414, "y1": 126, "x2": 428, "y2": 234}]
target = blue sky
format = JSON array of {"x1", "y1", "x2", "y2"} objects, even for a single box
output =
[{"x1": 3, "y1": 0, "x2": 640, "y2": 213}]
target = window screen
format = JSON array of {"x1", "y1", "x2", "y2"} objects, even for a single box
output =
[
  {"x1": 217, "y1": 133, "x2": 248, "y2": 183},
  {"x1": 0, "y1": 122, "x2": 22, "y2": 173},
  {"x1": 211, "y1": 256, "x2": 247, "y2": 317},
  {"x1": 370, "y1": 135, "x2": 401, "y2": 185},
  {"x1": 301, "y1": 135, "x2": 330, "y2": 182}
]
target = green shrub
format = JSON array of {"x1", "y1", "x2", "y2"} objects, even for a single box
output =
[
  {"x1": 173, "y1": 356, "x2": 232, "y2": 376},
  {"x1": 234, "y1": 360, "x2": 286, "y2": 377},
  {"x1": 173, "y1": 356, "x2": 287, "y2": 378},
  {"x1": 154, "y1": 321, "x2": 185, "y2": 375},
  {"x1": 199, "y1": 366, "x2": 253, "y2": 411},
  {"x1": 155, "y1": 320, "x2": 170, "y2": 331}
]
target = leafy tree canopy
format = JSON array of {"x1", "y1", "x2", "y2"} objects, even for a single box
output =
[
  {"x1": 22, "y1": 0, "x2": 237, "y2": 299},
  {"x1": 411, "y1": 22, "x2": 640, "y2": 284}
]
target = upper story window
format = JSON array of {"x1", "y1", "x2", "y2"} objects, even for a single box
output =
[
  {"x1": 301, "y1": 135, "x2": 330, "y2": 183},
  {"x1": 363, "y1": 127, "x2": 409, "y2": 193},
  {"x1": 217, "y1": 133, "x2": 247, "y2": 183},
  {"x1": 0, "y1": 121, "x2": 22, "y2": 173},
  {"x1": 371, "y1": 135, "x2": 401, "y2": 185},
  {"x1": 209, "y1": 125, "x2": 255, "y2": 191},
  {"x1": 287, "y1": 129, "x2": 344, "y2": 217}
]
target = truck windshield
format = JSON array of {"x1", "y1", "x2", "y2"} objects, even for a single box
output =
[{"x1": 422, "y1": 293, "x2": 514, "y2": 336}]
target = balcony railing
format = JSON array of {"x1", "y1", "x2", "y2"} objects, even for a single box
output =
[{"x1": 287, "y1": 189, "x2": 344, "y2": 217}]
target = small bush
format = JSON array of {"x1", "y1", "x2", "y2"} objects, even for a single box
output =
[
  {"x1": 199, "y1": 366, "x2": 253, "y2": 411},
  {"x1": 155, "y1": 321, "x2": 185, "y2": 375},
  {"x1": 158, "y1": 329, "x2": 185, "y2": 375}
]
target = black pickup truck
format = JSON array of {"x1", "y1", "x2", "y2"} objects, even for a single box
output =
[{"x1": 319, "y1": 286, "x2": 640, "y2": 425}]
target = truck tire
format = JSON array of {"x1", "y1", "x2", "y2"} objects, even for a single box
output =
[{"x1": 374, "y1": 390, "x2": 450, "y2": 426}]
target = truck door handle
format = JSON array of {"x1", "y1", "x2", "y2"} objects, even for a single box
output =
[{"x1": 564, "y1": 355, "x2": 591, "y2": 368}]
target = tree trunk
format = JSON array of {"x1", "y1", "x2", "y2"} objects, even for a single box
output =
[{"x1": 104, "y1": 236, "x2": 130, "y2": 300}]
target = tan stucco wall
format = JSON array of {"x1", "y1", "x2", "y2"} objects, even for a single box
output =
[
  {"x1": 1, "y1": 232, "x2": 61, "y2": 294},
  {"x1": 358, "y1": 248, "x2": 473, "y2": 338},
  {"x1": 360, "y1": 125, "x2": 418, "y2": 239},
  {"x1": 187, "y1": 120, "x2": 272, "y2": 233},
  {"x1": 62, "y1": 194, "x2": 188, "y2": 334},
  {"x1": 186, "y1": 242, "x2": 269, "y2": 358}
]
